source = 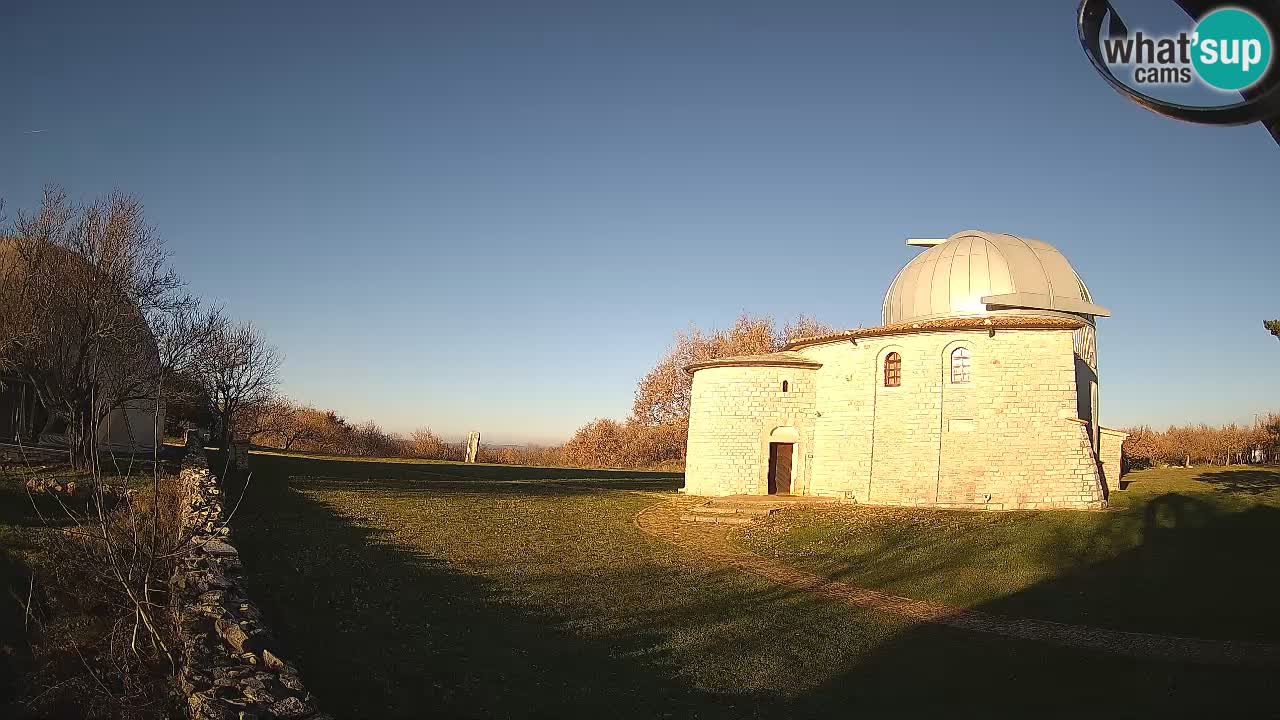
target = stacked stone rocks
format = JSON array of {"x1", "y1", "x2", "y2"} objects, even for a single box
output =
[{"x1": 171, "y1": 438, "x2": 329, "y2": 720}]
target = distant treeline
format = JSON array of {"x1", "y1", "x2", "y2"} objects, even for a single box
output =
[
  {"x1": 244, "y1": 398, "x2": 688, "y2": 470},
  {"x1": 250, "y1": 313, "x2": 1278, "y2": 474},
  {"x1": 249, "y1": 313, "x2": 834, "y2": 470},
  {"x1": 247, "y1": 400, "x2": 1280, "y2": 473},
  {"x1": 1122, "y1": 414, "x2": 1280, "y2": 469},
  {"x1": 244, "y1": 399, "x2": 557, "y2": 466}
]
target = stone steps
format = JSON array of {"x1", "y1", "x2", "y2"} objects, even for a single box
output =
[
  {"x1": 678, "y1": 513, "x2": 756, "y2": 525},
  {"x1": 676, "y1": 494, "x2": 840, "y2": 526},
  {"x1": 678, "y1": 501, "x2": 784, "y2": 525},
  {"x1": 693, "y1": 505, "x2": 777, "y2": 517}
]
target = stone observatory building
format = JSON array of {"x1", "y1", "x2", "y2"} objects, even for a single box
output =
[{"x1": 682, "y1": 230, "x2": 1128, "y2": 510}]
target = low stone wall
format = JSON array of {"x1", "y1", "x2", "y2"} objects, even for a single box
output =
[
  {"x1": 1099, "y1": 426, "x2": 1129, "y2": 492},
  {"x1": 171, "y1": 443, "x2": 328, "y2": 720}
]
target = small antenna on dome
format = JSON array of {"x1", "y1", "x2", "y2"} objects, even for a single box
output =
[{"x1": 906, "y1": 238, "x2": 947, "y2": 247}]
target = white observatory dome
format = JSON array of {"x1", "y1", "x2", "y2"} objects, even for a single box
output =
[{"x1": 881, "y1": 231, "x2": 1108, "y2": 326}]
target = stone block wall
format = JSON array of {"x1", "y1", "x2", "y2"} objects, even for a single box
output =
[
  {"x1": 802, "y1": 328, "x2": 1104, "y2": 509},
  {"x1": 685, "y1": 327, "x2": 1107, "y2": 510},
  {"x1": 171, "y1": 442, "x2": 329, "y2": 720},
  {"x1": 684, "y1": 365, "x2": 817, "y2": 495},
  {"x1": 1098, "y1": 426, "x2": 1128, "y2": 493}
]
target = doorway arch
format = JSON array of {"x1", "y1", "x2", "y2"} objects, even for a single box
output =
[
  {"x1": 769, "y1": 426, "x2": 800, "y2": 443},
  {"x1": 767, "y1": 426, "x2": 799, "y2": 495}
]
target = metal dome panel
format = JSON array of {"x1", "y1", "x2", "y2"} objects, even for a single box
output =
[{"x1": 881, "y1": 231, "x2": 1109, "y2": 325}]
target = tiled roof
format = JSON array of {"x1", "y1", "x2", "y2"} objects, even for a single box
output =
[
  {"x1": 783, "y1": 315, "x2": 1085, "y2": 351},
  {"x1": 685, "y1": 351, "x2": 823, "y2": 375}
]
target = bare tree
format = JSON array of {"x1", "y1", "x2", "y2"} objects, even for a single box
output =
[
  {"x1": 149, "y1": 298, "x2": 226, "y2": 439},
  {"x1": 0, "y1": 198, "x2": 21, "y2": 365},
  {"x1": 1, "y1": 187, "x2": 287, "y2": 713},
  {"x1": 241, "y1": 397, "x2": 295, "y2": 447},
  {"x1": 196, "y1": 320, "x2": 281, "y2": 451},
  {"x1": 2, "y1": 187, "x2": 183, "y2": 468},
  {"x1": 7, "y1": 301, "x2": 229, "y2": 715}
]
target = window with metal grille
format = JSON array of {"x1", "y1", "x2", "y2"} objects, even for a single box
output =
[
  {"x1": 951, "y1": 347, "x2": 971, "y2": 384},
  {"x1": 883, "y1": 352, "x2": 901, "y2": 387}
]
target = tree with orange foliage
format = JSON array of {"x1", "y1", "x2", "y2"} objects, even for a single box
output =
[
  {"x1": 407, "y1": 428, "x2": 460, "y2": 460},
  {"x1": 631, "y1": 313, "x2": 836, "y2": 425},
  {"x1": 1120, "y1": 425, "x2": 1163, "y2": 470},
  {"x1": 537, "y1": 313, "x2": 838, "y2": 471},
  {"x1": 247, "y1": 399, "x2": 346, "y2": 452},
  {"x1": 561, "y1": 418, "x2": 629, "y2": 469}
]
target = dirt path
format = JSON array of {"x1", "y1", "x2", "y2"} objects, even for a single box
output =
[{"x1": 635, "y1": 495, "x2": 1280, "y2": 666}]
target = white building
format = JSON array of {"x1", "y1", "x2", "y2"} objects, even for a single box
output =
[{"x1": 682, "y1": 230, "x2": 1127, "y2": 510}]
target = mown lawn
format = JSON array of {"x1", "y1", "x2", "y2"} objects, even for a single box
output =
[
  {"x1": 741, "y1": 466, "x2": 1280, "y2": 644},
  {"x1": 229, "y1": 453, "x2": 1276, "y2": 719}
]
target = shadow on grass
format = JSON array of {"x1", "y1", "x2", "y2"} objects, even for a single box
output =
[
  {"x1": 826, "y1": 492, "x2": 1278, "y2": 716},
  {"x1": 816, "y1": 492, "x2": 1280, "y2": 641},
  {"x1": 0, "y1": 480, "x2": 40, "y2": 711},
  {"x1": 227, "y1": 467, "x2": 784, "y2": 718},
  {"x1": 978, "y1": 492, "x2": 1280, "y2": 643},
  {"x1": 247, "y1": 451, "x2": 684, "y2": 484},
  {"x1": 1195, "y1": 468, "x2": 1280, "y2": 495},
  {"x1": 291, "y1": 476, "x2": 677, "y2": 497},
  {"x1": 227, "y1": 457, "x2": 1278, "y2": 718},
  {"x1": 236, "y1": 451, "x2": 685, "y2": 498},
  {"x1": 0, "y1": 551, "x2": 33, "y2": 712}
]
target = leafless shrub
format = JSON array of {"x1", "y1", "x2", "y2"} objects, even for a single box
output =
[
  {"x1": 406, "y1": 428, "x2": 464, "y2": 461},
  {"x1": 16, "y1": 472, "x2": 185, "y2": 719},
  {"x1": 0, "y1": 187, "x2": 264, "y2": 717},
  {"x1": 193, "y1": 320, "x2": 280, "y2": 450},
  {"x1": 8, "y1": 299, "x2": 235, "y2": 717}
]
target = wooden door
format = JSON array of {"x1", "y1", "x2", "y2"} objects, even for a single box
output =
[{"x1": 768, "y1": 442, "x2": 793, "y2": 495}]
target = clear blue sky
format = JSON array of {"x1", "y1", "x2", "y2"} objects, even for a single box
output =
[{"x1": 3, "y1": 0, "x2": 1277, "y2": 443}]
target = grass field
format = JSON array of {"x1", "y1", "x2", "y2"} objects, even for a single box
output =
[
  {"x1": 227, "y1": 453, "x2": 1280, "y2": 718},
  {"x1": 742, "y1": 466, "x2": 1280, "y2": 644}
]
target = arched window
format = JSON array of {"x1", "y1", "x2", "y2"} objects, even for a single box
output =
[
  {"x1": 781, "y1": 380, "x2": 789, "y2": 393},
  {"x1": 883, "y1": 352, "x2": 901, "y2": 387},
  {"x1": 950, "y1": 347, "x2": 971, "y2": 384}
]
